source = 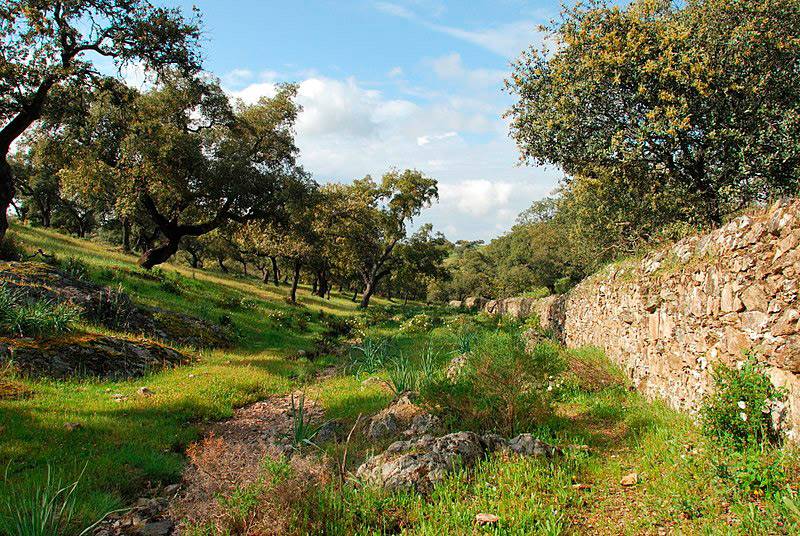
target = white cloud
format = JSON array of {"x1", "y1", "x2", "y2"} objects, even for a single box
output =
[
  {"x1": 373, "y1": 2, "x2": 543, "y2": 59},
  {"x1": 228, "y1": 73, "x2": 559, "y2": 240},
  {"x1": 388, "y1": 66, "x2": 404, "y2": 78},
  {"x1": 417, "y1": 131, "x2": 457, "y2": 146},
  {"x1": 439, "y1": 180, "x2": 513, "y2": 216},
  {"x1": 429, "y1": 20, "x2": 541, "y2": 60},
  {"x1": 428, "y1": 53, "x2": 506, "y2": 89}
]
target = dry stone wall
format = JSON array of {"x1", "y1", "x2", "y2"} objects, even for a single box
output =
[{"x1": 483, "y1": 199, "x2": 800, "y2": 442}]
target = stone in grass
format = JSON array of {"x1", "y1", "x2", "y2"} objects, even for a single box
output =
[
  {"x1": 475, "y1": 513, "x2": 499, "y2": 525},
  {"x1": 356, "y1": 431, "x2": 558, "y2": 493},
  {"x1": 64, "y1": 422, "x2": 82, "y2": 432},
  {"x1": 620, "y1": 472, "x2": 639, "y2": 486},
  {"x1": 138, "y1": 386, "x2": 155, "y2": 397},
  {"x1": 140, "y1": 520, "x2": 174, "y2": 536}
]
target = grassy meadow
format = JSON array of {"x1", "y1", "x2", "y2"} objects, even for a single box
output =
[{"x1": 1, "y1": 224, "x2": 798, "y2": 535}]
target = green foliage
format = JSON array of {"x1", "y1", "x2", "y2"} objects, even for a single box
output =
[
  {"x1": 710, "y1": 447, "x2": 788, "y2": 498},
  {"x1": 701, "y1": 357, "x2": 785, "y2": 450},
  {"x1": 0, "y1": 285, "x2": 79, "y2": 338},
  {"x1": 0, "y1": 465, "x2": 101, "y2": 536},
  {"x1": 85, "y1": 284, "x2": 136, "y2": 331},
  {"x1": 151, "y1": 269, "x2": 183, "y2": 295},
  {"x1": 422, "y1": 332, "x2": 565, "y2": 435},
  {"x1": 59, "y1": 257, "x2": 88, "y2": 281},
  {"x1": 347, "y1": 337, "x2": 393, "y2": 376},
  {"x1": 398, "y1": 312, "x2": 439, "y2": 334},
  {"x1": 288, "y1": 392, "x2": 325, "y2": 449},
  {"x1": 507, "y1": 0, "x2": 800, "y2": 227}
]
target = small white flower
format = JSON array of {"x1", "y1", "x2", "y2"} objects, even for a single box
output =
[
  {"x1": 737, "y1": 401, "x2": 747, "y2": 409},
  {"x1": 740, "y1": 412, "x2": 748, "y2": 421}
]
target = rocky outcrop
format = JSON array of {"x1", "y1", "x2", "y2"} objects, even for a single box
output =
[
  {"x1": 0, "y1": 262, "x2": 230, "y2": 348},
  {"x1": 484, "y1": 199, "x2": 800, "y2": 442},
  {"x1": 0, "y1": 334, "x2": 190, "y2": 379},
  {"x1": 356, "y1": 432, "x2": 558, "y2": 493}
]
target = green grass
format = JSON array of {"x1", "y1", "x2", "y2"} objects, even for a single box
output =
[
  {"x1": 0, "y1": 224, "x2": 400, "y2": 530},
  {"x1": 2, "y1": 224, "x2": 798, "y2": 535}
]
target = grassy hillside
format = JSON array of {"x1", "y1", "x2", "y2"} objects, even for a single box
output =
[{"x1": 1, "y1": 224, "x2": 798, "y2": 535}]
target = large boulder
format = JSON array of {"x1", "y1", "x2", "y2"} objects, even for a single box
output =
[
  {"x1": 0, "y1": 334, "x2": 190, "y2": 379},
  {"x1": 356, "y1": 432, "x2": 558, "y2": 493},
  {"x1": 462, "y1": 297, "x2": 488, "y2": 310}
]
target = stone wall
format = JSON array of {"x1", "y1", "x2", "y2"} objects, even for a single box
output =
[{"x1": 483, "y1": 199, "x2": 800, "y2": 441}]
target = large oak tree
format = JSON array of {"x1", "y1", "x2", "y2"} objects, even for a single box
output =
[{"x1": 0, "y1": 0, "x2": 201, "y2": 243}]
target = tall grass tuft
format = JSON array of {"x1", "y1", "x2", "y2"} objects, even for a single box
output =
[
  {"x1": 0, "y1": 285, "x2": 80, "y2": 338},
  {"x1": 1, "y1": 465, "x2": 102, "y2": 536},
  {"x1": 347, "y1": 337, "x2": 392, "y2": 376}
]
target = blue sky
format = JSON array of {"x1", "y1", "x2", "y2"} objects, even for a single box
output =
[{"x1": 165, "y1": 0, "x2": 563, "y2": 241}]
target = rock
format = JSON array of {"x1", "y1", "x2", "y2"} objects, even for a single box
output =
[
  {"x1": 161, "y1": 484, "x2": 181, "y2": 497},
  {"x1": 314, "y1": 420, "x2": 343, "y2": 443},
  {"x1": 138, "y1": 387, "x2": 155, "y2": 397},
  {"x1": 448, "y1": 300, "x2": 463, "y2": 308},
  {"x1": 64, "y1": 422, "x2": 82, "y2": 432},
  {"x1": 111, "y1": 393, "x2": 129, "y2": 402},
  {"x1": 366, "y1": 393, "x2": 426, "y2": 440},
  {"x1": 139, "y1": 520, "x2": 174, "y2": 536},
  {"x1": 0, "y1": 334, "x2": 190, "y2": 380},
  {"x1": 506, "y1": 434, "x2": 560, "y2": 457},
  {"x1": 445, "y1": 353, "x2": 468, "y2": 380},
  {"x1": 620, "y1": 473, "x2": 639, "y2": 486},
  {"x1": 0, "y1": 261, "x2": 230, "y2": 349},
  {"x1": 356, "y1": 431, "x2": 493, "y2": 493},
  {"x1": 741, "y1": 284, "x2": 769, "y2": 312},
  {"x1": 356, "y1": 431, "x2": 558, "y2": 493},
  {"x1": 404, "y1": 413, "x2": 441, "y2": 438},
  {"x1": 475, "y1": 513, "x2": 499, "y2": 525}
]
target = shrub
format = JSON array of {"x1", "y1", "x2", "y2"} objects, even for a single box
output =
[
  {"x1": 701, "y1": 356, "x2": 785, "y2": 450},
  {"x1": 711, "y1": 447, "x2": 787, "y2": 498},
  {"x1": 59, "y1": 257, "x2": 89, "y2": 281},
  {"x1": 0, "y1": 285, "x2": 80, "y2": 338},
  {"x1": 386, "y1": 353, "x2": 419, "y2": 395},
  {"x1": 85, "y1": 284, "x2": 136, "y2": 330},
  {"x1": 421, "y1": 332, "x2": 565, "y2": 435},
  {"x1": 553, "y1": 277, "x2": 573, "y2": 295},
  {"x1": 398, "y1": 312, "x2": 439, "y2": 334}
]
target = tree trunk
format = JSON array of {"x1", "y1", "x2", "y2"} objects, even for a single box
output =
[
  {"x1": 316, "y1": 271, "x2": 329, "y2": 298},
  {"x1": 241, "y1": 260, "x2": 248, "y2": 276},
  {"x1": 311, "y1": 276, "x2": 318, "y2": 295},
  {"x1": 261, "y1": 266, "x2": 270, "y2": 284},
  {"x1": 289, "y1": 260, "x2": 301, "y2": 304},
  {"x1": 359, "y1": 282, "x2": 376, "y2": 309},
  {"x1": 122, "y1": 218, "x2": 132, "y2": 252},
  {"x1": 138, "y1": 238, "x2": 181, "y2": 269},
  {"x1": 270, "y1": 256, "x2": 280, "y2": 286},
  {"x1": 0, "y1": 158, "x2": 11, "y2": 243},
  {"x1": 217, "y1": 255, "x2": 228, "y2": 273},
  {"x1": 352, "y1": 289, "x2": 358, "y2": 302},
  {"x1": 189, "y1": 251, "x2": 200, "y2": 269}
]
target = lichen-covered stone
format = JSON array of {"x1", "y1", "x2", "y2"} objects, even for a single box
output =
[
  {"x1": 0, "y1": 334, "x2": 190, "y2": 379},
  {"x1": 356, "y1": 432, "x2": 557, "y2": 493},
  {"x1": 0, "y1": 261, "x2": 230, "y2": 348}
]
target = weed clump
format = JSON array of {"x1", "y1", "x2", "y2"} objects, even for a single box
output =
[
  {"x1": 421, "y1": 331, "x2": 565, "y2": 436},
  {"x1": 0, "y1": 284, "x2": 79, "y2": 338}
]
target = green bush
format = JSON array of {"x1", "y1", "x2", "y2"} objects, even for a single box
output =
[
  {"x1": 421, "y1": 332, "x2": 565, "y2": 435},
  {"x1": 710, "y1": 447, "x2": 787, "y2": 498},
  {"x1": 553, "y1": 277, "x2": 573, "y2": 295},
  {"x1": 347, "y1": 337, "x2": 392, "y2": 376},
  {"x1": 0, "y1": 285, "x2": 80, "y2": 338},
  {"x1": 152, "y1": 268, "x2": 183, "y2": 295},
  {"x1": 701, "y1": 356, "x2": 785, "y2": 450},
  {"x1": 59, "y1": 257, "x2": 89, "y2": 281}
]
